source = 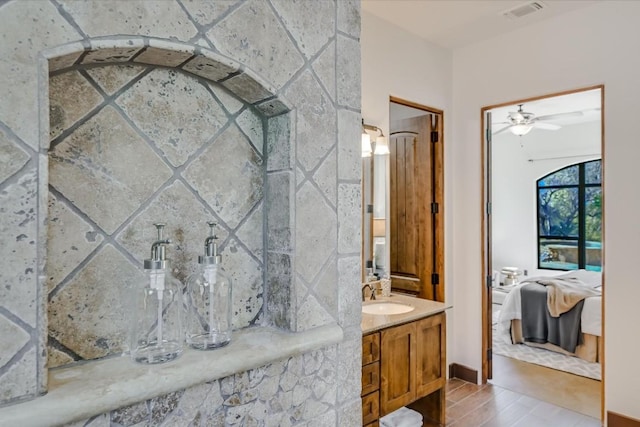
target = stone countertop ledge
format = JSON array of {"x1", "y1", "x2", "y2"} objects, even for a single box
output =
[
  {"x1": 361, "y1": 293, "x2": 451, "y2": 335},
  {"x1": 0, "y1": 325, "x2": 343, "y2": 427}
]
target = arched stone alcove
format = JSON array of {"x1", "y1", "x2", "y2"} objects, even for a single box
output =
[{"x1": 42, "y1": 38, "x2": 294, "y2": 369}]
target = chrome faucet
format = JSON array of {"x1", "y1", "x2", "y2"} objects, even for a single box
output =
[{"x1": 362, "y1": 283, "x2": 376, "y2": 301}]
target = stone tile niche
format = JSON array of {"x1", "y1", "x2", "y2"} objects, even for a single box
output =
[
  {"x1": 46, "y1": 57, "x2": 287, "y2": 368},
  {"x1": 0, "y1": 1, "x2": 363, "y2": 423}
]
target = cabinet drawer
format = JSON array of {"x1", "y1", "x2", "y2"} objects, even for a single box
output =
[
  {"x1": 362, "y1": 333, "x2": 380, "y2": 365},
  {"x1": 362, "y1": 391, "x2": 379, "y2": 425},
  {"x1": 361, "y1": 361, "x2": 380, "y2": 396}
]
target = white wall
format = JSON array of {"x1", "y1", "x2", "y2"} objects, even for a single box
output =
[
  {"x1": 492, "y1": 121, "x2": 601, "y2": 278},
  {"x1": 361, "y1": 13, "x2": 452, "y2": 133},
  {"x1": 364, "y1": 0, "x2": 640, "y2": 419},
  {"x1": 452, "y1": 1, "x2": 640, "y2": 419},
  {"x1": 361, "y1": 9, "x2": 454, "y2": 351}
]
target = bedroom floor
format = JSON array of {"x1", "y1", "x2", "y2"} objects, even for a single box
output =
[
  {"x1": 490, "y1": 354, "x2": 601, "y2": 419},
  {"x1": 490, "y1": 303, "x2": 601, "y2": 419}
]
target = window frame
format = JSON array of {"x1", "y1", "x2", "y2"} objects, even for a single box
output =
[{"x1": 536, "y1": 159, "x2": 601, "y2": 271}]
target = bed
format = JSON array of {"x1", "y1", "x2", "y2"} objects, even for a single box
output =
[{"x1": 496, "y1": 269, "x2": 602, "y2": 363}]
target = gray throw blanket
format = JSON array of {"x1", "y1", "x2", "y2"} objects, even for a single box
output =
[
  {"x1": 520, "y1": 283, "x2": 583, "y2": 353},
  {"x1": 523, "y1": 276, "x2": 600, "y2": 317}
]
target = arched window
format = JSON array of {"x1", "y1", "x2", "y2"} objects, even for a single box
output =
[{"x1": 537, "y1": 160, "x2": 602, "y2": 271}]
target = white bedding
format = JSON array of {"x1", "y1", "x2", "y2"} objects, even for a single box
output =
[{"x1": 497, "y1": 270, "x2": 602, "y2": 342}]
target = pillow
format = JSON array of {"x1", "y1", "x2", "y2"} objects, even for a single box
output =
[{"x1": 556, "y1": 269, "x2": 602, "y2": 288}]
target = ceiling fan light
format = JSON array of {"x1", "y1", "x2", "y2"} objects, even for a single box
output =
[{"x1": 510, "y1": 124, "x2": 533, "y2": 136}]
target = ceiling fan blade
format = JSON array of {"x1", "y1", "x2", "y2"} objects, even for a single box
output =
[
  {"x1": 493, "y1": 125, "x2": 512, "y2": 135},
  {"x1": 534, "y1": 122, "x2": 561, "y2": 130},
  {"x1": 536, "y1": 111, "x2": 583, "y2": 121}
]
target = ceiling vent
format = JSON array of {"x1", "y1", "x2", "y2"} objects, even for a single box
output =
[{"x1": 502, "y1": 1, "x2": 546, "y2": 20}]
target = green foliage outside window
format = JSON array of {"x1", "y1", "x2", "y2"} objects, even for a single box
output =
[{"x1": 537, "y1": 160, "x2": 602, "y2": 271}]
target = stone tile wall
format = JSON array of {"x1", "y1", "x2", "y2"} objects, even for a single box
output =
[
  {"x1": 47, "y1": 64, "x2": 267, "y2": 368},
  {"x1": 62, "y1": 345, "x2": 340, "y2": 427},
  {"x1": 0, "y1": 0, "x2": 362, "y2": 423}
]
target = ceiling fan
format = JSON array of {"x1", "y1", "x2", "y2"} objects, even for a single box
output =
[{"x1": 493, "y1": 104, "x2": 584, "y2": 136}]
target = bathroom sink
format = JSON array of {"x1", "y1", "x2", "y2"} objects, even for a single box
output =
[{"x1": 362, "y1": 302, "x2": 414, "y2": 315}]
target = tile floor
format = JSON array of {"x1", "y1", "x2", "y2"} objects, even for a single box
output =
[
  {"x1": 490, "y1": 354, "x2": 601, "y2": 419},
  {"x1": 421, "y1": 301, "x2": 602, "y2": 426},
  {"x1": 441, "y1": 377, "x2": 601, "y2": 427}
]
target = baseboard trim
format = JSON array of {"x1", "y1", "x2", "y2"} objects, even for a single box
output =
[
  {"x1": 448, "y1": 363, "x2": 477, "y2": 384},
  {"x1": 608, "y1": 411, "x2": 640, "y2": 427}
]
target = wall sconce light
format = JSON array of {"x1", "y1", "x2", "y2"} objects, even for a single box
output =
[
  {"x1": 362, "y1": 126, "x2": 372, "y2": 158},
  {"x1": 362, "y1": 121, "x2": 390, "y2": 156}
]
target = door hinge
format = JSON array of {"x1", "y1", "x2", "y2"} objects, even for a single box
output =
[
  {"x1": 431, "y1": 202, "x2": 439, "y2": 214},
  {"x1": 431, "y1": 273, "x2": 440, "y2": 285},
  {"x1": 430, "y1": 130, "x2": 439, "y2": 143},
  {"x1": 486, "y1": 202, "x2": 492, "y2": 215},
  {"x1": 487, "y1": 348, "x2": 492, "y2": 361},
  {"x1": 366, "y1": 204, "x2": 373, "y2": 214},
  {"x1": 487, "y1": 275, "x2": 493, "y2": 288}
]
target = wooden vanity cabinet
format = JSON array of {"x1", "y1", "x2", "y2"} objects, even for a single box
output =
[
  {"x1": 361, "y1": 332, "x2": 380, "y2": 426},
  {"x1": 362, "y1": 312, "x2": 446, "y2": 426}
]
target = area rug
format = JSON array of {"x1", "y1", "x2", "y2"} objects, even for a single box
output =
[{"x1": 492, "y1": 306, "x2": 601, "y2": 381}]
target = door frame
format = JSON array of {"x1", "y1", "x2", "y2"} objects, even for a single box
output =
[
  {"x1": 480, "y1": 85, "x2": 605, "y2": 420},
  {"x1": 389, "y1": 96, "x2": 445, "y2": 302}
]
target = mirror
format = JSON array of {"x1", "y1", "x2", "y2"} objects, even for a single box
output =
[
  {"x1": 363, "y1": 98, "x2": 444, "y2": 301},
  {"x1": 361, "y1": 130, "x2": 388, "y2": 280}
]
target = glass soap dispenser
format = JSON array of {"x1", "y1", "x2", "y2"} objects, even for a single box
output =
[
  {"x1": 185, "y1": 222, "x2": 232, "y2": 350},
  {"x1": 130, "y1": 223, "x2": 184, "y2": 364}
]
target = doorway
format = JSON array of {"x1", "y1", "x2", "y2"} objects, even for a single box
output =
[
  {"x1": 388, "y1": 97, "x2": 444, "y2": 302},
  {"x1": 481, "y1": 86, "x2": 604, "y2": 419}
]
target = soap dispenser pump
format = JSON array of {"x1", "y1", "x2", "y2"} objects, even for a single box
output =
[
  {"x1": 185, "y1": 222, "x2": 232, "y2": 350},
  {"x1": 130, "y1": 223, "x2": 184, "y2": 364}
]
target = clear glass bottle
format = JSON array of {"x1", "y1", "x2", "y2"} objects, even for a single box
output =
[
  {"x1": 130, "y1": 223, "x2": 184, "y2": 364},
  {"x1": 185, "y1": 222, "x2": 232, "y2": 350}
]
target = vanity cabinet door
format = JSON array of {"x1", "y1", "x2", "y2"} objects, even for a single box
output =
[
  {"x1": 416, "y1": 312, "x2": 446, "y2": 397},
  {"x1": 380, "y1": 322, "x2": 417, "y2": 415}
]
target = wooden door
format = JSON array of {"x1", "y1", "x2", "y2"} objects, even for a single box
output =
[
  {"x1": 380, "y1": 322, "x2": 416, "y2": 415},
  {"x1": 390, "y1": 113, "x2": 441, "y2": 300}
]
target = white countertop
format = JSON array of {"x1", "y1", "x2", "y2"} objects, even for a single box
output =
[{"x1": 361, "y1": 293, "x2": 451, "y2": 335}]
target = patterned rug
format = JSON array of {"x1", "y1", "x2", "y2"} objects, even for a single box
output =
[{"x1": 492, "y1": 307, "x2": 601, "y2": 381}]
